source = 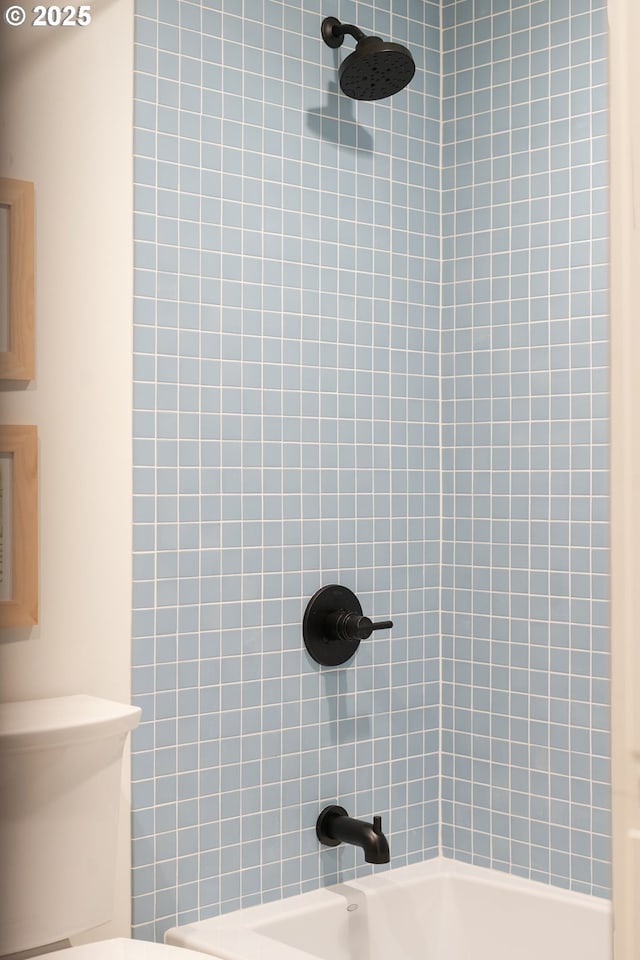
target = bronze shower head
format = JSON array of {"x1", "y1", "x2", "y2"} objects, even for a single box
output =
[{"x1": 321, "y1": 16, "x2": 415, "y2": 101}]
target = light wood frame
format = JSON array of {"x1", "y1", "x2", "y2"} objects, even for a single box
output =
[
  {"x1": 0, "y1": 426, "x2": 37, "y2": 627},
  {"x1": 0, "y1": 178, "x2": 34, "y2": 380}
]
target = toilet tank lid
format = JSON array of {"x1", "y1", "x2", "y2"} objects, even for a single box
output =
[
  {"x1": 30, "y1": 941, "x2": 213, "y2": 960},
  {"x1": 0, "y1": 695, "x2": 141, "y2": 750}
]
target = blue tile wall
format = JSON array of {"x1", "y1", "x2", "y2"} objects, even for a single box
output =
[
  {"x1": 132, "y1": 0, "x2": 442, "y2": 940},
  {"x1": 132, "y1": 0, "x2": 611, "y2": 938},
  {"x1": 440, "y1": 0, "x2": 610, "y2": 897}
]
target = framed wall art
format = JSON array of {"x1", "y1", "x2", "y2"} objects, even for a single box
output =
[
  {"x1": 0, "y1": 425, "x2": 37, "y2": 627},
  {"x1": 0, "y1": 178, "x2": 35, "y2": 381}
]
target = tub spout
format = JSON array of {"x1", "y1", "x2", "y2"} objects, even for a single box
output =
[{"x1": 316, "y1": 805, "x2": 390, "y2": 864}]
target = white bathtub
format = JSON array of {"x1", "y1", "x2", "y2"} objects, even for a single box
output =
[{"x1": 165, "y1": 858, "x2": 612, "y2": 960}]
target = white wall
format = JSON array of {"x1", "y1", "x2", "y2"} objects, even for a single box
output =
[
  {"x1": 609, "y1": 0, "x2": 640, "y2": 955},
  {"x1": 0, "y1": 0, "x2": 133, "y2": 940}
]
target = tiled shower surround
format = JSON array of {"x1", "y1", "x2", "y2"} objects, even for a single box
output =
[
  {"x1": 439, "y1": 0, "x2": 609, "y2": 895},
  {"x1": 132, "y1": 0, "x2": 442, "y2": 939},
  {"x1": 132, "y1": 0, "x2": 609, "y2": 940}
]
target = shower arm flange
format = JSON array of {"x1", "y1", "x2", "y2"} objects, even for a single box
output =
[{"x1": 321, "y1": 16, "x2": 366, "y2": 49}]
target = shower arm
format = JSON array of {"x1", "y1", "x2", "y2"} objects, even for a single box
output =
[{"x1": 321, "y1": 17, "x2": 366, "y2": 49}]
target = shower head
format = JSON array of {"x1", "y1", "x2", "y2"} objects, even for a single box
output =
[{"x1": 321, "y1": 16, "x2": 415, "y2": 101}]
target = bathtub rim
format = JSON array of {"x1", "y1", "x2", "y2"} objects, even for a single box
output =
[{"x1": 164, "y1": 856, "x2": 611, "y2": 960}]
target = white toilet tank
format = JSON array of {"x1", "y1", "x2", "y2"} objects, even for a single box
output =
[{"x1": 0, "y1": 695, "x2": 141, "y2": 956}]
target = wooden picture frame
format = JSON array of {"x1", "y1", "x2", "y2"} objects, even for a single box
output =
[
  {"x1": 0, "y1": 426, "x2": 37, "y2": 627},
  {"x1": 0, "y1": 178, "x2": 35, "y2": 380}
]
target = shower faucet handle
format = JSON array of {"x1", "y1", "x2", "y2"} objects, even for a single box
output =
[
  {"x1": 330, "y1": 612, "x2": 394, "y2": 642},
  {"x1": 303, "y1": 585, "x2": 393, "y2": 666}
]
